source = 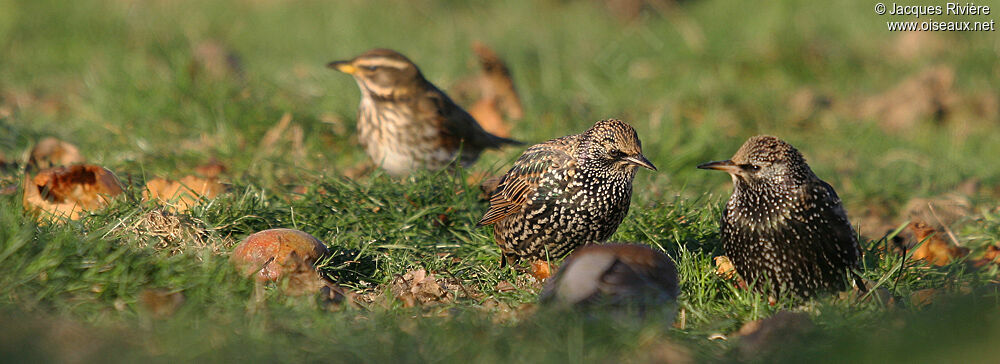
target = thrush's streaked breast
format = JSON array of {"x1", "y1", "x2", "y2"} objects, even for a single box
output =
[
  {"x1": 478, "y1": 119, "x2": 657, "y2": 265},
  {"x1": 540, "y1": 243, "x2": 680, "y2": 310},
  {"x1": 328, "y1": 48, "x2": 521, "y2": 177},
  {"x1": 698, "y1": 135, "x2": 861, "y2": 299}
]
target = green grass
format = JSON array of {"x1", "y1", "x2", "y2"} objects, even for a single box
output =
[{"x1": 2, "y1": 0, "x2": 1000, "y2": 362}]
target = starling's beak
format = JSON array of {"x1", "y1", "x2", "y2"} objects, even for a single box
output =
[
  {"x1": 697, "y1": 160, "x2": 738, "y2": 173},
  {"x1": 624, "y1": 155, "x2": 657, "y2": 171},
  {"x1": 327, "y1": 60, "x2": 357, "y2": 74}
]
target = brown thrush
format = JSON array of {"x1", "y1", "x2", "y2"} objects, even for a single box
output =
[{"x1": 328, "y1": 49, "x2": 521, "y2": 177}]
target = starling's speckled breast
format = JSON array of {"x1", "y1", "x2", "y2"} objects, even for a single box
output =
[
  {"x1": 496, "y1": 150, "x2": 636, "y2": 261},
  {"x1": 479, "y1": 119, "x2": 656, "y2": 265},
  {"x1": 702, "y1": 135, "x2": 861, "y2": 299}
]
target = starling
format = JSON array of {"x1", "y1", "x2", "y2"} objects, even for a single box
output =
[
  {"x1": 698, "y1": 135, "x2": 861, "y2": 298},
  {"x1": 540, "y1": 243, "x2": 679, "y2": 311},
  {"x1": 477, "y1": 119, "x2": 657, "y2": 265},
  {"x1": 328, "y1": 49, "x2": 521, "y2": 177}
]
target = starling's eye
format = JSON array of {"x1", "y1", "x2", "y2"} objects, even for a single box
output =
[
  {"x1": 609, "y1": 149, "x2": 627, "y2": 159},
  {"x1": 741, "y1": 164, "x2": 761, "y2": 172}
]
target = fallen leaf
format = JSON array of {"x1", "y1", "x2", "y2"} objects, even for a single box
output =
[
  {"x1": 471, "y1": 41, "x2": 523, "y2": 120},
  {"x1": 194, "y1": 159, "x2": 227, "y2": 178},
  {"x1": 714, "y1": 256, "x2": 736, "y2": 279},
  {"x1": 22, "y1": 165, "x2": 124, "y2": 221},
  {"x1": 390, "y1": 269, "x2": 453, "y2": 306},
  {"x1": 469, "y1": 97, "x2": 510, "y2": 138},
  {"x1": 909, "y1": 221, "x2": 969, "y2": 266},
  {"x1": 143, "y1": 175, "x2": 226, "y2": 212},
  {"x1": 29, "y1": 137, "x2": 83, "y2": 169},
  {"x1": 230, "y1": 228, "x2": 330, "y2": 282},
  {"x1": 973, "y1": 244, "x2": 1000, "y2": 267},
  {"x1": 530, "y1": 260, "x2": 553, "y2": 280},
  {"x1": 139, "y1": 289, "x2": 185, "y2": 319}
]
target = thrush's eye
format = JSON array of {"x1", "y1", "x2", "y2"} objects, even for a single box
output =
[{"x1": 363, "y1": 65, "x2": 378, "y2": 71}]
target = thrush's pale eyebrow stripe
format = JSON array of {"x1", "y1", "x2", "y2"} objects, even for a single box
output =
[{"x1": 355, "y1": 57, "x2": 410, "y2": 70}]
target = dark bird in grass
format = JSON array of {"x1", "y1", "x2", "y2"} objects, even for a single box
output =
[
  {"x1": 540, "y1": 243, "x2": 679, "y2": 312},
  {"x1": 477, "y1": 119, "x2": 656, "y2": 266},
  {"x1": 698, "y1": 135, "x2": 862, "y2": 299},
  {"x1": 328, "y1": 49, "x2": 521, "y2": 177}
]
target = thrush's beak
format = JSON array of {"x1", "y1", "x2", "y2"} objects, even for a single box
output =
[
  {"x1": 697, "y1": 159, "x2": 738, "y2": 173},
  {"x1": 624, "y1": 155, "x2": 657, "y2": 171},
  {"x1": 327, "y1": 60, "x2": 356, "y2": 74}
]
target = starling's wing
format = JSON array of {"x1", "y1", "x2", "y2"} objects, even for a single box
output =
[
  {"x1": 477, "y1": 137, "x2": 577, "y2": 226},
  {"x1": 418, "y1": 84, "x2": 522, "y2": 148},
  {"x1": 800, "y1": 180, "x2": 861, "y2": 269}
]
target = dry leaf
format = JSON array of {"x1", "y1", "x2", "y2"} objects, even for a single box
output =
[
  {"x1": 390, "y1": 269, "x2": 453, "y2": 307},
  {"x1": 909, "y1": 221, "x2": 969, "y2": 266},
  {"x1": 230, "y1": 228, "x2": 330, "y2": 282},
  {"x1": 471, "y1": 41, "x2": 523, "y2": 120},
  {"x1": 714, "y1": 256, "x2": 736, "y2": 279},
  {"x1": 194, "y1": 159, "x2": 227, "y2": 178},
  {"x1": 139, "y1": 289, "x2": 185, "y2": 319},
  {"x1": 143, "y1": 175, "x2": 226, "y2": 212},
  {"x1": 23, "y1": 165, "x2": 123, "y2": 221},
  {"x1": 29, "y1": 137, "x2": 83, "y2": 169},
  {"x1": 469, "y1": 97, "x2": 510, "y2": 138},
  {"x1": 530, "y1": 260, "x2": 553, "y2": 280}
]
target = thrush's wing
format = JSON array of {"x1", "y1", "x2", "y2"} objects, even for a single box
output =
[
  {"x1": 418, "y1": 83, "x2": 522, "y2": 149},
  {"x1": 477, "y1": 136, "x2": 577, "y2": 226}
]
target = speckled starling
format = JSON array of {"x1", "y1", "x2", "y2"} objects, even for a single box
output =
[
  {"x1": 698, "y1": 135, "x2": 861, "y2": 299},
  {"x1": 477, "y1": 119, "x2": 656, "y2": 265},
  {"x1": 540, "y1": 243, "x2": 679, "y2": 310},
  {"x1": 328, "y1": 49, "x2": 521, "y2": 177}
]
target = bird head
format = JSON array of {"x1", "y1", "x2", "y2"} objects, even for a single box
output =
[
  {"x1": 581, "y1": 119, "x2": 657, "y2": 173},
  {"x1": 698, "y1": 135, "x2": 811, "y2": 187},
  {"x1": 328, "y1": 49, "x2": 424, "y2": 99}
]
